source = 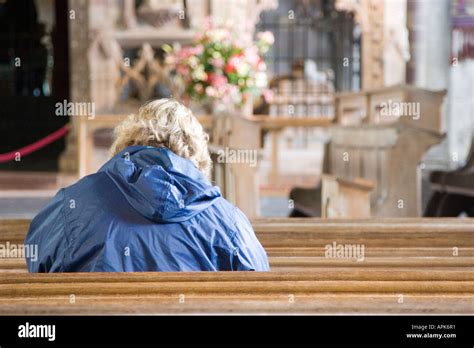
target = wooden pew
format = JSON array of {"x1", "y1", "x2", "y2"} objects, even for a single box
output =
[
  {"x1": 3, "y1": 257, "x2": 473, "y2": 273},
  {"x1": 5, "y1": 218, "x2": 474, "y2": 240},
  {"x1": 2, "y1": 294, "x2": 472, "y2": 314},
  {"x1": 0, "y1": 219, "x2": 30, "y2": 244},
  {"x1": 1, "y1": 218, "x2": 473, "y2": 272},
  {"x1": 330, "y1": 85, "x2": 446, "y2": 217},
  {"x1": 4, "y1": 218, "x2": 474, "y2": 250},
  {"x1": 1, "y1": 218, "x2": 472, "y2": 314},
  {"x1": 0, "y1": 271, "x2": 473, "y2": 314}
]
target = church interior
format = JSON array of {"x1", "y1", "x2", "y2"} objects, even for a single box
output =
[{"x1": 0, "y1": 0, "x2": 474, "y2": 316}]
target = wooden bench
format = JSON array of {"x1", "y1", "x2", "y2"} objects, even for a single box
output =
[
  {"x1": 1, "y1": 218, "x2": 472, "y2": 314},
  {"x1": 330, "y1": 85, "x2": 447, "y2": 217},
  {"x1": 1, "y1": 218, "x2": 473, "y2": 272},
  {"x1": 287, "y1": 85, "x2": 447, "y2": 218},
  {"x1": 0, "y1": 270, "x2": 473, "y2": 314},
  {"x1": 3, "y1": 257, "x2": 473, "y2": 273},
  {"x1": 4, "y1": 218, "x2": 474, "y2": 247}
]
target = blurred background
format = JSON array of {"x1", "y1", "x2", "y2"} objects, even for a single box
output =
[{"x1": 0, "y1": 0, "x2": 473, "y2": 219}]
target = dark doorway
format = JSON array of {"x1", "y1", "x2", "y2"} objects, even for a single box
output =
[{"x1": 0, "y1": 0, "x2": 70, "y2": 171}]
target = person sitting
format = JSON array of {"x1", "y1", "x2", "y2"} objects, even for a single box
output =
[{"x1": 25, "y1": 99, "x2": 270, "y2": 272}]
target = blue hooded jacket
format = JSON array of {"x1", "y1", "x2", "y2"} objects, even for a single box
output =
[{"x1": 25, "y1": 146, "x2": 270, "y2": 272}]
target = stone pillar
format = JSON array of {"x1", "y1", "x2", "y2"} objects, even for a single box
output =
[
  {"x1": 361, "y1": 0, "x2": 384, "y2": 89},
  {"x1": 59, "y1": 0, "x2": 91, "y2": 173},
  {"x1": 406, "y1": 0, "x2": 451, "y2": 169},
  {"x1": 406, "y1": 0, "x2": 451, "y2": 90},
  {"x1": 384, "y1": 0, "x2": 409, "y2": 86},
  {"x1": 59, "y1": 0, "x2": 120, "y2": 173},
  {"x1": 406, "y1": 0, "x2": 452, "y2": 213}
]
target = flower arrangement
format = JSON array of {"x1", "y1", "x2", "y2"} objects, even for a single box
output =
[{"x1": 163, "y1": 19, "x2": 274, "y2": 112}]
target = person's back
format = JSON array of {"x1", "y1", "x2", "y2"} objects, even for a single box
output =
[{"x1": 25, "y1": 99, "x2": 269, "y2": 272}]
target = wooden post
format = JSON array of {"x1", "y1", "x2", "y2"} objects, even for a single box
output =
[
  {"x1": 225, "y1": 115, "x2": 262, "y2": 218},
  {"x1": 321, "y1": 175, "x2": 374, "y2": 219}
]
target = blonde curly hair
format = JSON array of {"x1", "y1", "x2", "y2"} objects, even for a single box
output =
[{"x1": 110, "y1": 99, "x2": 212, "y2": 177}]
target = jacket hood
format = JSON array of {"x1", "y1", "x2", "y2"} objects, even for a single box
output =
[{"x1": 99, "y1": 146, "x2": 221, "y2": 223}]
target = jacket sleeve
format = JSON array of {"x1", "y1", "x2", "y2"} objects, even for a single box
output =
[
  {"x1": 25, "y1": 189, "x2": 68, "y2": 272},
  {"x1": 228, "y1": 208, "x2": 270, "y2": 271}
]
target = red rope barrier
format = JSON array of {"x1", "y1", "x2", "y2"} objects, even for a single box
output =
[{"x1": 0, "y1": 125, "x2": 70, "y2": 163}]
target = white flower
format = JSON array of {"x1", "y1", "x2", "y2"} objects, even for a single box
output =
[
  {"x1": 188, "y1": 56, "x2": 199, "y2": 68},
  {"x1": 236, "y1": 62, "x2": 250, "y2": 77},
  {"x1": 192, "y1": 66, "x2": 207, "y2": 81},
  {"x1": 255, "y1": 72, "x2": 268, "y2": 88},
  {"x1": 257, "y1": 31, "x2": 275, "y2": 45},
  {"x1": 209, "y1": 28, "x2": 229, "y2": 42}
]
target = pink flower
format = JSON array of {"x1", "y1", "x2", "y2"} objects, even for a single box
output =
[
  {"x1": 176, "y1": 65, "x2": 190, "y2": 76},
  {"x1": 208, "y1": 73, "x2": 227, "y2": 88},
  {"x1": 257, "y1": 59, "x2": 267, "y2": 72},
  {"x1": 205, "y1": 86, "x2": 217, "y2": 97},
  {"x1": 174, "y1": 48, "x2": 191, "y2": 61},
  {"x1": 192, "y1": 45, "x2": 204, "y2": 55},
  {"x1": 211, "y1": 57, "x2": 225, "y2": 69},
  {"x1": 244, "y1": 47, "x2": 260, "y2": 66},
  {"x1": 263, "y1": 89, "x2": 274, "y2": 103},
  {"x1": 224, "y1": 56, "x2": 239, "y2": 74}
]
